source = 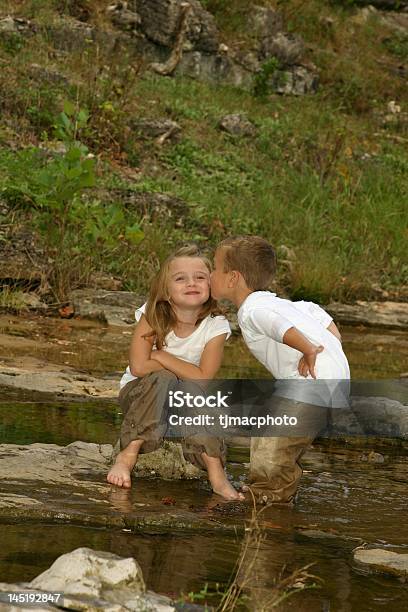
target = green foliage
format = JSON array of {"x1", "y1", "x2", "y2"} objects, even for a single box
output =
[
  {"x1": 383, "y1": 33, "x2": 408, "y2": 61},
  {"x1": 0, "y1": 33, "x2": 26, "y2": 55},
  {"x1": 1, "y1": 103, "x2": 144, "y2": 297},
  {"x1": 253, "y1": 58, "x2": 281, "y2": 98}
]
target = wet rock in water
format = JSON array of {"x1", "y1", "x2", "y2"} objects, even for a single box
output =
[
  {"x1": 70, "y1": 288, "x2": 142, "y2": 326},
  {"x1": 350, "y1": 396, "x2": 408, "y2": 439},
  {"x1": 0, "y1": 363, "x2": 118, "y2": 399},
  {"x1": 30, "y1": 547, "x2": 145, "y2": 597},
  {"x1": 219, "y1": 114, "x2": 257, "y2": 137},
  {"x1": 0, "y1": 441, "x2": 113, "y2": 487},
  {"x1": 326, "y1": 301, "x2": 408, "y2": 330},
  {"x1": 0, "y1": 548, "x2": 176, "y2": 611},
  {"x1": 353, "y1": 548, "x2": 408, "y2": 579}
]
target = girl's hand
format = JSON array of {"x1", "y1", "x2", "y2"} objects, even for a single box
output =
[
  {"x1": 298, "y1": 345, "x2": 324, "y2": 379},
  {"x1": 150, "y1": 350, "x2": 164, "y2": 363}
]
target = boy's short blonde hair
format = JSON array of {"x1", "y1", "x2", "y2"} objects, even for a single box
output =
[{"x1": 218, "y1": 235, "x2": 276, "y2": 290}]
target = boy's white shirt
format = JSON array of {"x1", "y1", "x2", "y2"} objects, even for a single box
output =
[
  {"x1": 237, "y1": 291, "x2": 350, "y2": 407},
  {"x1": 120, "y1": 304, "x2": 231, "y2": 389}
]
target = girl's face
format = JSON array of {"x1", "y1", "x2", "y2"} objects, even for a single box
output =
[{"x1": 167, "y1": 257, "x2": 210, "y2": 308}]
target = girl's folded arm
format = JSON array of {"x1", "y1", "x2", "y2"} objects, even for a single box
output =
[
  {"x1": 151, "y1": 333, "x2": 228, "y2": 380},
  {"x1": 129, "y1": 315, "x2": 164, "y2": 377}
]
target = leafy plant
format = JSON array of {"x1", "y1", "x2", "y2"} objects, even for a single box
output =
[
  {"x1": 1, "y1": 102, "x2": 144, "y2": 298},
  {"x1": 253, "y1": 58, "x2": 281, "y2": 98}
]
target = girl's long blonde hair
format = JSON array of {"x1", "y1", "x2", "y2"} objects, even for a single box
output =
[{"x1": 144, "y1": 244, "x2": 220, "y2": 349}]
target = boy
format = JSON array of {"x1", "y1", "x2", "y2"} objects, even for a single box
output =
[{"x1": 210, "y1": 235, "x2": 350, "y2": 505}]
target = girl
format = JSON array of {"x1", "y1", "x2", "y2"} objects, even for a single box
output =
[{"x1": 107, "y1": 245, "x2": 244, "y2": 501}]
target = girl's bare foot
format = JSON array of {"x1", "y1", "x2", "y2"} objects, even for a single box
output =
[
  {"x1": 201, "y1": 452, "x2": 245, "y2": 501},
  {"x1": 107, "y1": 440, "x2": 143, "y2": 488},
  {"x1": 212, "y1": 480, "x2": 246, "y2": 501}
]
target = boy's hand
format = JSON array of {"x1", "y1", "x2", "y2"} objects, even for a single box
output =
[{"x1": 298, "y1": 345, "x2": 324, "y2": 379}]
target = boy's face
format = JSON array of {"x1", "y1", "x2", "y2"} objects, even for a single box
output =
[{"x1": 210, "y1": 248, "x2": 233, "y2": 300}]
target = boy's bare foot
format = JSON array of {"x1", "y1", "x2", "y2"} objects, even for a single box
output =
[{"x1": 107, "y1": 440, "x2": 143, "y2": 488}]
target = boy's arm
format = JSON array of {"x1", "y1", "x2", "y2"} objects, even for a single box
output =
[
  {"x1": 129, "y1": 315, "x2": 164, "y2": 377},
  {"x1": 246, "y1": 309, "x2": 324, "y2": 378},
  {"x1": 282, "y1": 327, "x2": 323, "y2": 379},
  {"x1": 150, "y1": 334, "x2": 228, "y2": 380},
  {"x1": 327, "y1": 321, "x2": 342, "y2": 342},
  {"x1": 302, "y1": 302, "x2": 342, "y2": 342}
]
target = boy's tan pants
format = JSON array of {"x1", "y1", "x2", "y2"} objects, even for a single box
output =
[
  {"x1": 119, "y1": 370, "x2": 226, "y2": 470},
  {"x1": 249, "y1": 397, "x2": 327, "y2": 504}
]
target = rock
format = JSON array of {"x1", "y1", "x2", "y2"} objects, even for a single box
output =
[
  {"x1": 249, "y1": 6, "x2": 284, "y2": 40},
  {"x1": 130, "y1": 118, "x2": 182, "y2": 142},
  {"x1": 0, "y1": 548, "x2": 176, "y2": 611},
  {"x1": 268, "y1": 65, "x2": 319, "y2": 95},
  {"x1": 352, "y1": 5, "x2": 408, "y2": 33},
  {"x1": 132, "y1": 0, "x2": 219, "y2": 53},
  {"x1": 0, "y1": 442, "x2": 232, "y2": 536},
  {"x1": 70, "y1": 288, "x2": 142, "y2": 326},
  {"x1": 107, "y1": 2, "x2": 142, "y2": 31},
  {"x1": 0, "y1": 441, "x2": 113, "y2": 486},
  {"x1": 353, "y1": 548, "x2": 408, "y2": 579},
  {"x1": 352, "y1": 1, "x2": 408, "y2": 10},
  {"x1": 219, "y1": 114, "x2": 257, "y2": 137},
  {"x1": 28, "y1": 63, "x2": 69, "y2": 86},
  {"x1": 262, "y1": 32, "x2": 304, "y2": 65},
  {"x1": 0, "y1": 363, "x2": 118, "y2": 399},
  {"x1": 89, "y1": 272, "x2": 124, "y2": 291},
  {"x1": 18, "y1": 292, "x2": 48, "y2": 311},
  {"x1": 350, "y1": 396, "x2": 408, "y2": 439},
  {"x1": 30, "y1": 547, "x2": 145, "y2": 597},
  {"x1": 0, "y1": 16, "x2": 36, "y2": 35},
  {"x1": 359, "y1": 450, "x2": 385, "y2": 463},
  {"x1": 326, "y1": 301, "x2": 408, "y2": 330},
  {"x1": 176, "y1": 50, "x2": 254, "y2": 89},
  {"x1": 134, "y1": 441, "x2": 203, "y2": 479}
]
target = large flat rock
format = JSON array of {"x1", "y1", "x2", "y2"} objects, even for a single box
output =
[
  {"x1": 327, "y1": 301, "x2": 408, "y2": 330},
  {"x1": 0, "y1": 441, "x2": 236, "y2": 535},
  {"x1": 353, "y1": 548, "x2": 408, "y2": 579}
]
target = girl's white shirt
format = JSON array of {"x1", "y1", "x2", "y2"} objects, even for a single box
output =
[{"x1": 119, "y1": 304, "x2": 231, "y2": 389}]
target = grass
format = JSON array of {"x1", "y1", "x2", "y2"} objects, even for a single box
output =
[{"x1": 0, "y1": 0, "x2": 407, "y2": 301}]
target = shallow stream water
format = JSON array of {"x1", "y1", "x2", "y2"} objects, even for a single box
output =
[{"x1": 0, "y1": 315, "x2": 407, "y2": 610}]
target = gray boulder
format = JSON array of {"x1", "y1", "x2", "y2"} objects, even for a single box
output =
[
  {"x1": 353, "y1": 547, "x2": 408, "y2": 579},
  {"x1": 269, "y1": 65, "x2": 319, "y2": 96},
  {"x1": 262, "y1": 31, "x2": 304, "y2": 65},
  {"x1": 0, "y1": 548, "x2": 176, "y2": 611},
  {"x1": 70, "y1": 288, "x2": 142, "y2": 326},
  {"x1": 130, "y1": 0, "x2": 219, "y2": 52},
  {"x1": 219, "y1": 114, "x2": 257, "y2": 137}
]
